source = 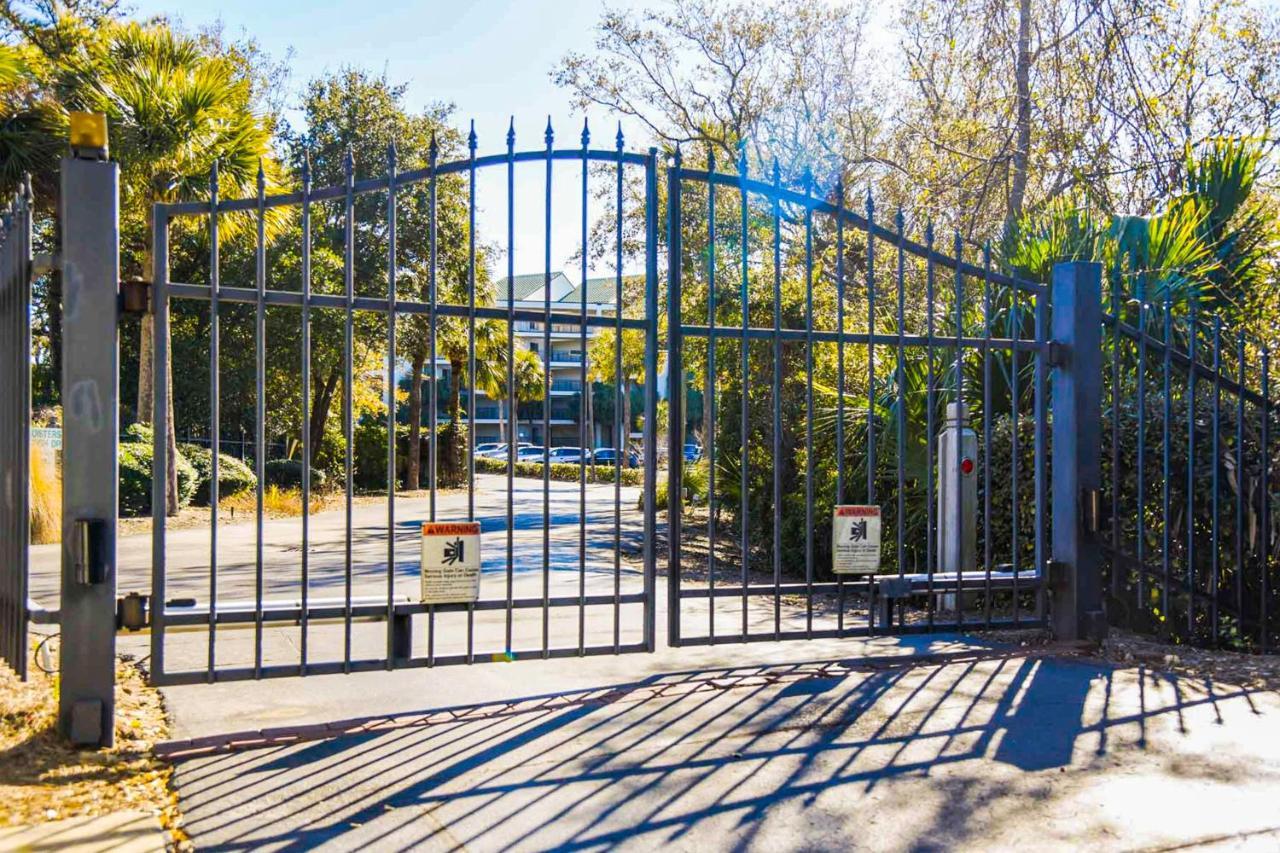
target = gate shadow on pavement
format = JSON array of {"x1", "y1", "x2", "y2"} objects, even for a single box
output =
[{"x1": 165, "y1": 645, "x2": 1271, "y2": 852}]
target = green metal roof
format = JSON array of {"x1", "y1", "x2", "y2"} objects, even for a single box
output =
[
  {"x1": 566, "y1": 275, "x2": 643, "y2": 306},
  {"x1": 494, "y1": 272, "x2": 572, "y2": 301}
]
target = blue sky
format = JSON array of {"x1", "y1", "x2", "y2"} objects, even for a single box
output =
[{"x1": 130, "y1": 0, "x2": 655, "y2": 281}]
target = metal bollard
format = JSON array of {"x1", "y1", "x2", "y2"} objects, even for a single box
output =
[{"x1": 937, "y1": 402, "x2": 977, "y2": 610}]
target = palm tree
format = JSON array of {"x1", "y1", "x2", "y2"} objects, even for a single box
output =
[
  {"x1": 61, "y1": 21, "x2": 283, "y2": 514},
  {"x1": 482, "y1": 347, "x2": 547, "y2": 452}
]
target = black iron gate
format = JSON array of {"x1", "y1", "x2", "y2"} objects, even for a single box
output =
[
  {"x1": 147, "y1": 127, "x2": 661, "y2": 684},
  {"x1": 664, "y1": 148, "x2": 1056, "y2": 645}
]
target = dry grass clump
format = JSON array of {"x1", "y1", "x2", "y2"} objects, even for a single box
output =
[
  {"x1": 28, "y1": 444, "x2": 59, "y2": 544},
  {"x1": 0, "y1": 641, "x2": 186, "y2": 845},
  {"x1": 225, "y1": 484, "x2": 335, "y2": 518}
]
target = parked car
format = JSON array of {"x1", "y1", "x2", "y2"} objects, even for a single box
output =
[
  {"x1": 473, "y1": 442, "x2": 505, "y2": 458},
  {"x1": 683, "y1": 442, "x2": 703, "y2": 463},
  {"x1": 545, "y1": 447, "x2": 589, "y2": 465},
  {"x1": 488, "y1": 442, "x2": 534, "y2": 461},
  {"x1": 516, "y1": 445, "x2": 547, "y2": 463},
  {"x1": 591, "y1": 447, "x2": 639, "y2": 469}
]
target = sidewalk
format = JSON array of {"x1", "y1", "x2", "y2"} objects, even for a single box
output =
[
  {"x1": 157, "y1": 633, "x2": 1280, "y2": 851},
  {"x1": 0, "y1": 811, "x2": 166, "y2": 852}
]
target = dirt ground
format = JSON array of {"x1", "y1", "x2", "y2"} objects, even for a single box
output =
[{"x1": 0, "y1": 638, "x2": 187, "y2": 847}]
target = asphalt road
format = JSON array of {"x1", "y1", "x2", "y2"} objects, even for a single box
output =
[
  {"x1": 30, "y1": 472, "x2": 648, "y2": 606},
  {"x1": 31, "y1": 473, "x2": 657, "y2": 674}
]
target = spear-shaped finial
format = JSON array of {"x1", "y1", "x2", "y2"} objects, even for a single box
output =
[
  {"x1": 834, "y1": 176, "x2": 845, "y2": 206},
  {"x1": 925, "y1": 220, "x2": 935, "y2": 246},
  {"x1": 802, "y1": 166, "x2": 813, "y2": 196},
  {"x1": 209, "y1": 159, "x2": 219, "y2": 199},
  {"x1": 428, "y1": 132, "x2": 439, "y2": 164},
  {"x1": 21, "y1": 172, "x2": 32, "y2": 205},
  {"x1": 545, "y1": 115, "x2": 554, "y2": 147},
  {"x1": 953, "y1": 229, "x2": 962, "y2": 256},
  {"x1": 895, "y1": 208, "x2": 905, "y2": 232},
  {"x1": 256, "y1": 158, "x2": 266, "y2": 195},
  {"x1": 301, "y1": 150, "x2": 311, "y2": 187},
  {"x1": 387, "y1": 138, "x2": 398, "y2": 174},
  {"x1": 468, "y1": 119, "x2": 477, "y2": 153},
  {"x1": 507, "y1": 116, "x2": 516, "y2": 150},
  {"x1": 771, "y1": 157, "x2": 780, "y2": 186},
  {"x1": 672, "y1": 143, "x2": 683, "y2": 167},
  {"x1": 581, "y1": 116, "x2": 590, "y2": 148},
  {"x1": 344, "y1": 145, "x2": 355, "y2": 183},
  {"x1": 736, "y1": 140, "x2": 748, "y2": 176},
  {"x1": 615, "y1": 121, "x2": 624, "y2": 151}
]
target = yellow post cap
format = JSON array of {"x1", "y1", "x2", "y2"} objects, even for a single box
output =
[{"x1": 69, "y1": 112, "x2": 108, "y2": 151}]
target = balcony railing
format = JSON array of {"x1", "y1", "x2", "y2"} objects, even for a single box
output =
[
  {"x1": 550, "y1": 379, "x2": 583, "y2": 392},
  {"x1": 514, "y1": 320, "x2": 587, "y2": 334},
  {"x1": 549, "y1": 351, "x2": 584, "y2": 363}
]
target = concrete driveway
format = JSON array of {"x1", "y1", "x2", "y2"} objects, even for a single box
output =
[{"x1": 158, "y1": 633, "x2": 1280, "y2": 852}]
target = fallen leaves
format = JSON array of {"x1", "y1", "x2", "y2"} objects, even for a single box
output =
[{"x1": 0, "y1": 638, "x2": 188, "y2": 847}]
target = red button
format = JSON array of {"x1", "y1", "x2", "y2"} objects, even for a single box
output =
[{"x1": 960, "y1": 458, "x2": 974, "y2": 475}]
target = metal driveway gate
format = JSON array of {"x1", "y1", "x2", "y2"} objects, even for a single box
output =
[
  {"x1": 147, "y1": 127, "x2": 660, "y2": 684},
  {"x1": 664, "y1": 149, "x2": 1073, "y2": 646}
]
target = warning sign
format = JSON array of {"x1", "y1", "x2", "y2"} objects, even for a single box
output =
[
  {"x1": 832, "y1": 506, "x2": 881, "y2": 574},
  {"x1": 420, "y1": 521, "x2": 482, "y2": 604}
]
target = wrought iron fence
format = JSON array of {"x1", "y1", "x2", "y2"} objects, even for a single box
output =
[
  {"x1": 1102, "y1": 292, "x2": 1277, "y2": 652},
  {"x1": 0, "y1": 180, "x2": 33, "y2": 679}
]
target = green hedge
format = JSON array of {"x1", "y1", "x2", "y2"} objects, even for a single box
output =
[
  {"x1": 119, "y1": 437, "x2": 199, "y2": 517},
  {"x1": 179, "y1": 444, "x2": 257, "y2": 505},
  {"x1": 474, "y1": 455, "x2": 643, "y2": 487},
  {"x1": 264, "y1": 459, "x2": 328, "y2": 491}
]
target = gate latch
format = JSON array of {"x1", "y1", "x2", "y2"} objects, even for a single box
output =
[
  {"x1": 1082, "y1": 488, "x2": 1102, "y2": 533},
  {"x1": 72, "y1": 518, "x2": 109, "y2": 585}
]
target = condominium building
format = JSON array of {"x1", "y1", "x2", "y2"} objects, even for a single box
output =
[{"x1": 470, "y1": 272, "x2": 619, "y2": 447}]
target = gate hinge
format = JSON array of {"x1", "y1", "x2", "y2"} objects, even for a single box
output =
[
  {"x1": 1047, "y1": 340, "x2": 1068, "y2": 367},
  {"x1": 32, "y1": 252, "x2": 57, "y2": 276},
  {"x1": 119, "y1": 278, "x2": 151, "y2": 316}
]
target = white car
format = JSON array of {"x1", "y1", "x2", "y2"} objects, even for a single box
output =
[
  {"x1": 545, "y1": 447, "x2": 590, "y2": 465},
  {"x1": 473, "y1": 442, "x2": 505, "y2": 458}
]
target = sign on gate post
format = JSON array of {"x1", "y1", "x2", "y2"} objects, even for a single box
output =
[
  {"x1": 421, "y1": 522, "x2": 482, "y2": 604},
  {"x1": 58, "y1": 114, "x2": 119, "y2": 747},
  {"x1": 833, "y1": 506, "x2": 881, "y2": 574}
]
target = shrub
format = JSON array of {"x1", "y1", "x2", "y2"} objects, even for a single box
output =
[
  {"x1": 178, "y1": 444, "x2": 258, "y2": 505},
  {"x1": 263, "y1": 459, "x2": 327, "y2": 491},
  {"x1": 645, "y1": 462, "x2": 704, "y2": 511},
  {"x1": 118, "y1": 438, "x2": 199, "y2": 517},
  {"x1": 475, "y1": 455, "x2": 643, "y2": 487},
  {"x1": 29, "y1": 443, "x2": 60, "y2": 544}
]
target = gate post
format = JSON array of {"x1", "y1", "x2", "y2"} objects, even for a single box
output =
[
  {"x1": 1050, "y1": 261, "x2": 1105, "y2": 642},
  {"x1": 666, "y1": 147, "x2": 684, "y2": 647},
  {"x1": 58, "y1": 135, "x2": 120, "y2": 746}
]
